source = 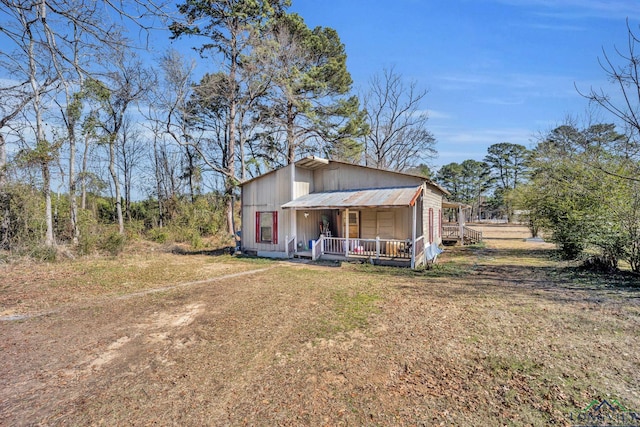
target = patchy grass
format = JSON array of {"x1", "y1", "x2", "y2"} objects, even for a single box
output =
[
  {"x1": 317, "y1": 290, "x2": 381, "y2": 336},
  {"x1": 0, "y1": 250, "x2": 272, "y2": 316},
  {"x1": 1, "y1": 224, "x2": 639, "y2": 426}
]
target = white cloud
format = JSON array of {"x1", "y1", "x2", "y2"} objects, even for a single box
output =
[
  {"x1": 432, "y1": 126, "x2": 538, "y2": 167},
  {"x1": 489, "y1": 0, "x2": 640, "y2": 19},
  {"x1": 437, "y1": 127, "x2": 535, "y2": 145},
  {"x1": 424, "y1": 109, "x2": 453, "y2": 120}
]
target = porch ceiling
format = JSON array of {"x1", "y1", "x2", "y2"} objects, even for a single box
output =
[
  {"x1": 295, "y1": 155, "x2": 329, "y2": 170},
  {"x1": 282, "y1": 186, "x2": 423, "y2": 210},
  {"x1": 442, "y1": 201, "x2": 472, "y2": 209}
]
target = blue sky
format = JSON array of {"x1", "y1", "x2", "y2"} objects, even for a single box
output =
[
  {"x1": 3, "y1": 0, "x2": 638, "y2": 173},
  {"x1": 287, "y1": 0, "x2": 640, "y2": 168}
]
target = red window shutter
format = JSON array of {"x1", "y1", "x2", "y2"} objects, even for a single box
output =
[
  {"x1": 273, "y1": 211, "x2": 278, "y2": 244},
  {"x1": 255, "y1": 212, "x2": 260, "y2": 243}
]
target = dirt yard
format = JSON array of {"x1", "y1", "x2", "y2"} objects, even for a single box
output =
[{"x1": 1, "y1": 225, "x2": 639, "y2": 426}]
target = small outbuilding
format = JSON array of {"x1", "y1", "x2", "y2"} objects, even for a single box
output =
[{"x1": 240, "y1": 156, "x2": 450, "y2": 268}]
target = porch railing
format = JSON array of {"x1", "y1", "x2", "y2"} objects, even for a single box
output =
[
  {"x1": 286, "y1": 235, "x2": 296, "y2": 258},
  {"x1": 414, "y1": 235, "x2": 425, "y2": 266},
  {"x1": 314, "y1": 236, "x2": 413, "y2": 260}
]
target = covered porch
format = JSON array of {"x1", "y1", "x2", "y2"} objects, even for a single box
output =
[{"x1": 282, "y1": 186, "x2": 430, "y2": 268}]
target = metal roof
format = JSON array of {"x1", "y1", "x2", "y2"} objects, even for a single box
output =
[{"x1": 281, "y1": 186, "x2": 423, "y2": 210}]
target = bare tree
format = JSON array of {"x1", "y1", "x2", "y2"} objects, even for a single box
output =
[
  {"x1": 0, "y1": 85, "x2": 34, "y2": 249},
  {"x1": 0, "y1": 1, "x2": 65, "y2": 247},
  {"x1": 362, "y1": 67, "x2": 436, "y2": 172},
  {"x1": 84, "y1": 50, "x2": 153, "y2": 235},
  {"x1": 0, "y1": 84, "x2": 35, "y2": 187},
  {"x1": 117, "y1": 116, "x2": 146, "y2": 220},
  {"x1": 579, "y1": 20, "x2": 640, "y2": 177},
  {"x1": 158, "y1": 49, "x2": 202, "y2": 201}
]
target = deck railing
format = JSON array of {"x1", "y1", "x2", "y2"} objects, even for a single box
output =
[
  {"x1": 442, "y1": 225, "x2": 459, "y2": 240},
  {"x1": 441, "y1": 224, "x2": 483, "y2": 244},
  {"x1": 464, "y1": 227, "x2": 483, "y2": 244}
]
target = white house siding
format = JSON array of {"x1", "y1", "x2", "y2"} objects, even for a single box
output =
[
  {"x1": 293, "y1": 166, "x2": 313, "y2": 199},
  {"x1": 422, "y1": 185, "x2": 443, "y2": 244},
  {"x1": 241, "y1": 164, "x2": 293, "y2": 253},
  {"x1": 312, "y1": 163, "x2": 424, "y2": 191}
]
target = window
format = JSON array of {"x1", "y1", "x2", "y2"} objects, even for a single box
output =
[{"x1": 256, "y1": 211, "x2": 278, "y2": 244}]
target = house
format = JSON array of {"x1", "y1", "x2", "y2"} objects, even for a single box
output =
[{"x1": 240, "y1": 156, "x2": 450, "y2": 269}]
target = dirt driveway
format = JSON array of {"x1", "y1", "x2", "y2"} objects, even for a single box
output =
[{"x1": 1, "y1": 226, "x2": 639, "y2": 426}]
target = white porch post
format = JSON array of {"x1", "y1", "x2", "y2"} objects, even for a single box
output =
[
  {"x1": 411, "y1": 202, "x2": 417, "y2": 269},
  {"x1": 345, "y1": 208, "x2": 350, "y2": 257},
  {"x1": 290, "y1": 163, "x2": 297, "y2": 250},
  {"x1": 458, "y1": 205, "x2": 464, "y2": 246}
]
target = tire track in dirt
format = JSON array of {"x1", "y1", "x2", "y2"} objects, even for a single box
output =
[
  {"x1": 1, "y1": 265, "x2": 283, "y2": 425},
  {"x1": 0, "y1": 266, "x2": 276, "y2": 322}
]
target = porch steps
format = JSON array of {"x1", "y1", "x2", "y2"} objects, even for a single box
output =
[
  {"x1": 442, "y1": 225, "x2": 483, "y2": 245},
  {"x1": 293, "y1": 251, "x2": 313, "y2": 259}
]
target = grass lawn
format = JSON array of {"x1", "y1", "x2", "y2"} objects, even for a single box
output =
[{"x1": 1, "y1": 225, "x2": 639, "y2": 426}]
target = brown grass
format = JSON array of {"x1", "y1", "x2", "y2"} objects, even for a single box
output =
[{"x1": 1, "y1": 224, "x2": 639, "y2": 426}]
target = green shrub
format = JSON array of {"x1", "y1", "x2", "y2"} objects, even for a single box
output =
[
  {"x1": 98, "y1": 231, "x2": 126, "y2": 256},
  {"x1": 77, "y1": 208, "x2": 99, "y2": 255},
  {"x1": 147, "y1": 228, "x2": 168, "y2": 243},
  {"x1": 189, "y1": 231, "x2": 204, "y2": 249},
  {"x1": 28, "y1": 245, "x2": 57, "y2": 262},
  {"x1": 125, "y1": 220, "x2": 145, "y2": 240},
  {"x1": 78, "y1": 231, "x2": 98, "y2": 255}
]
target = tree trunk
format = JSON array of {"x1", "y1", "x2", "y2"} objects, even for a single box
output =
[
  {"x1": 287, "y1": 101, "x2": 295, "y2": 164},
  {"x1": 153, "y1": 136, "x2": 164, "y2": 228},
  {"x1": 28, "y1": 4, "x2": 54, "y2": 247},
  {"x1": 186, "y1": 147, "x2": 196, "y2": 202},
  {"x1": 42, "y1": 160, "x2": 54, "y2": 246},
  {"x1": 109, "y1": 139, "x2": 124, "y2": 234},
  {"x1": 68, "y1": 119, "x2": 79, "y2": 244},
  {"x1": 81, "y1": 132, "x2": 90, "y2": 210},
  {"x1": 0, "y1": 133, "x2": 8, "y2": 250},
  {"x1": 238, "y1": 115, "x2": 246, "y2": 182},
  {"x1": 0, "y1": 133, "x2": 6, "y2": 187},
  {"x1": 225, "y1": 28, "x2": 238, "y2": 237}
]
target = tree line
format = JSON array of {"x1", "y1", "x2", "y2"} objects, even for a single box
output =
[
  {"x1": 1, "y1": 1, "x2": 640, "y2": 274},
  {"x1": 0, "y1": 0, "x2": 436, "y2": 256}
]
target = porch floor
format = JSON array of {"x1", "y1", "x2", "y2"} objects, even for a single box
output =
[{"x1": 293, "y1": 251, "x2": 411, "y2": 266}]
